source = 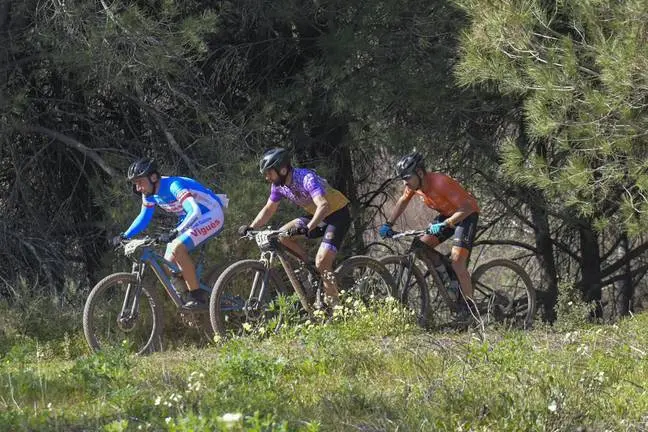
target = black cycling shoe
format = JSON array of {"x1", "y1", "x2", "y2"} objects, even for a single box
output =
[{"x1": 183, "y1": 289, "x2": 208, "y2": 310}]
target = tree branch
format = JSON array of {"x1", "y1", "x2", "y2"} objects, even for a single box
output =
[
  {"x1": 601, "y1": 263, "x2": 648, "y2": 288},
  {"x1": 21, "y1": 125, "x2": 117, "y2": 177},
  {"x1": 601, "y1": 235, "x2": 625, "y2": 263},
  {"x1": 128, "y1": 95, "x2": 199, "y2": 177},
  {"x1": 601, "y1": 241, "x2": 648, "y2": 279},
  {"x1": 473, "y1": 239, "x2": 538, "y2": 254}
]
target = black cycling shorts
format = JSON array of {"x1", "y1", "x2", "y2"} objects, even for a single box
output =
[
  {"x1": 298, "y1": 205, "x2": 351, "y2": 253},
  {"x1": 433, "y1": 212, "x2": 479, "y2": 250}
]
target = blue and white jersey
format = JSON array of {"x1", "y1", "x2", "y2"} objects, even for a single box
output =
[{"x1": 123, "y1": 176, "x2": 228, "y2": 238}]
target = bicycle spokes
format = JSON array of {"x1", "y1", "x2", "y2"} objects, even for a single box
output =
[
  {"x1": 84, "y1": 274, "x2": 160, "y2": 355},
  {"x1": 213, "y1": 262, "x2": 283, "y2": 337}
]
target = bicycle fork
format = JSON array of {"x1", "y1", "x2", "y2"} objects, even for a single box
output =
[
  {"x1": 119, "y1": 262, "x2": 147, "y2": 328},
  {"x1": 394, "y1": 254, "x2": 417, "y2": 305}
]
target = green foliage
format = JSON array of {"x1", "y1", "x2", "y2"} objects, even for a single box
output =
[
  {"x1": 554, "y1": 282, "x2": 597, "y2": 332},
  {"x1": 3, "y1": 304, "x2": 648, "y2": 430},
  {"x1": 455, "y1": 0, "x2": 648, "y2": 233},
  {"x1": 69, "y1": 348, "x2": 134, "y2": 394}
]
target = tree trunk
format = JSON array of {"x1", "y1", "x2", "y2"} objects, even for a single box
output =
[
  {"x1": 615, "y1": 233, "x2": 633, "y2": 316},
  {"x1": 579, "y1": 220, "x2": 603, "y2": 318},
  {"x1": 335, "y1": 141, "x2": 365, "y2": 254},
  {"x1": 516, "y1": 119, "x2": 559, "y2": 321},
  {"x1": 294, "y1": 118, "x2": 362, "y2": 254},
  {"x1": 527, "y1": 188, "x2": 559, "y2": 322}
]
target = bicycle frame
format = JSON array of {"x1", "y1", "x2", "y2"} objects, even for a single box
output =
[
  {"x1": 392, "y1": 231, "x2": 458, "y2": 312},
  {"x1": 247, "y1": 230, "x2": 322, "y2": 315},
  {"x1": 121, "y1": 238, "x2": 211, "y2": 316}
]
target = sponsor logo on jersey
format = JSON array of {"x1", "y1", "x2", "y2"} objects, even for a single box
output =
[{"x1": 191, "y1": 219, "x2": 222, "y2": 237}]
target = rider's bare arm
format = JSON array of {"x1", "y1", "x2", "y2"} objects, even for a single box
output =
[
  {"x1": 386, "y1": 193, "x2": 413, "y2": 225},
  {"x1": 176, "y1": 195, "x2": 202, "y2": 231},
  {"x1": 445, "y1": 201, "x2": 475, "y2": 227},
  {"x1": 306, "y1": 194, "x2": 330, "y2": 231},
  {"x1": 250, "y1": 198, "x2": 280, "y2": 229}
]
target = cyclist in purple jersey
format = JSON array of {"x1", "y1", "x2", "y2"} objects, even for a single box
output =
[
  {"x1": 239, "y1": 148, "x2": 351, "y2": 307},
  {"x1": 113, "y1": 158, "x2": 228, "y2": 308}
]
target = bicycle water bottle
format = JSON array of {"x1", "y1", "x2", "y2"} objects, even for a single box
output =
[
  {"x1": 435, "y1": 264, "x2": 458, "y2": 302},
  {"x1": 448, "y1": 277, "x2": 461, "y2": 303}
]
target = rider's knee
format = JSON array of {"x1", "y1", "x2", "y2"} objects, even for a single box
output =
[
  {"x1": 450, "y1": 253, "x2": 470, "y2": 277},
  {"x1": 165, "y1": 240, "x2": 186, "y2": 261}
]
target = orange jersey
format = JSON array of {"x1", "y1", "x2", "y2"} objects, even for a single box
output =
[{"x1": 402, "y1": 172, "x2": 479, "y2": 217}]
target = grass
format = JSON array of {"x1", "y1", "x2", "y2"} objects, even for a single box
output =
[{"x1": 1, "y1": 298, "x2": 648, "y2": 431}]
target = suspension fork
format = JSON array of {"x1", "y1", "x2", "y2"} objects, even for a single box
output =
[
  {"x1": 120, "y1": 262, "x2": 146, "y2": 319},
  {"x1": 394, "y1": 253, "x2": 417, "y2": 304},
  {"x1": 248, "y1": 251, "x2": 277, "y2": 311}
]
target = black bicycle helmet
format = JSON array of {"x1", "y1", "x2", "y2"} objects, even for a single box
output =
[
  {"x1": 259, "y1": 148, "x2": 291, "y2": 173},
  {"x1": 395, "y1": 151, "x2": 425, "y2": 179},
  {"x1": 127, "y1": 158, "x2": 158, "y2": 181}
]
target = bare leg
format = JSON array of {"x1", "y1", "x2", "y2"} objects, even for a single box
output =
[
  {"x1": 165, "y1": 243, "x2": 199, "y2": 291},
  {"x1": 450, "y1": 246, "x2": 473, "y2": 300},
  {"x1": 315, "y1": 246, "x2": 339, "y2": 301},
  {"x1": 278, "y1": 219, "x2": 309, "y2": 262},
  {"x1": 419, "y1": 234, "x2": 443, "y2": 267}
]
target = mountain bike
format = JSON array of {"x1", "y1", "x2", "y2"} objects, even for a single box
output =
[
  {"x1": 380, "y1": 230, "x2": 536, "y2": 329},
  {"x1": 83, "y1": 236, "x2": 221, "y2": 355},
  {"x1": 209, "y1": 229, "x2": 397, "y2": 337}
]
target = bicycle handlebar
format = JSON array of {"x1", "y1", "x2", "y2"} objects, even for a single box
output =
[
  {"x1": 117, "y1": 235, "x2": 161, "y2": 247},
  {"x1": 241, "y1": 229, "x2": 298, "y2": 240},
  {"x1": 390, "y1": 230, "x2": 426, "y2": 240}
]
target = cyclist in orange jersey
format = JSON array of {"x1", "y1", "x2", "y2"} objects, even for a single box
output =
[{"x1": 378, "y1": 151, "x2": 479, "y2": 315}]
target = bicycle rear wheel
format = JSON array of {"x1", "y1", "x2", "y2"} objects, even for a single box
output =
[
  {"x1": 209, "y1": 260, "x2": 285, "y2": 338},
  {"x1": 471, "y1": 259, "x2": 536, "y2": 329},
  {"x1": 83, "y1": 272, "x2": 163, "y2": 355},
  {"x1": 335, "y1": 255, "x2": 396, "y2": 302},
  {"x1": 379, "y1": 255, "x2": 429, "y2": 327}
]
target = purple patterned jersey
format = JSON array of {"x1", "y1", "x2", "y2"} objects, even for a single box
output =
[{"x1": 269, "y1": 168, "x2": 349, "y2": 215}]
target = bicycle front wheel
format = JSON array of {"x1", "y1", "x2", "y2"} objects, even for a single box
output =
[
  {"x1": 379, "y1": 255, "x2": 430, "y2": 327},
  {"x1": 209, "y1": 260, "x2": 285, "y2": 338},
  {"x1": 83, "y1": 272, "x2": 163, "y2": 355},
  {"x1": 471, "y1": 259, "x2": 536, "y2": 329},
  {"x1": 335, "y1": 255, "x2": 396, "y2": 302}
]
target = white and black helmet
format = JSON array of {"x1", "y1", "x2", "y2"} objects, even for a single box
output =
[
  {"x1": 259, "y1": 148, "x2": 291, "y2": 173},
  {"x1": 395, "y1": 151, "x2": 425, "y2": 179},
  {"x1": 127, "y1": 158, "x2": 158, "y2": 181}
]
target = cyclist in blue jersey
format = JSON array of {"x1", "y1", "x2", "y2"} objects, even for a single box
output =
[
  {"x1": 238, "y1": 148, "x2": 352, "y2": 307},
  {"x1": 113, "y1": 158, "x2": 228, "y2": 308}
]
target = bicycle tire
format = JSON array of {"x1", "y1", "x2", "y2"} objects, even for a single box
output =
[
  {"x1": 203, "y1": 263, "x2": 229, "y2": 288},
  {"x1": 379, "y1": 255, "x2": 430, "y2": 327},
  {"x1": 471, "y1": 258, "x2": 536, "y2": 329},
  {"x1": 209, "y1": 260, "x2": 285, "y2": 337},
  {"x1": 335, "y1": 255, "x2": 397, "y2": 300},
  {"x1": 83, "y1": 272, "x2": 163, "y2": 355}
]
